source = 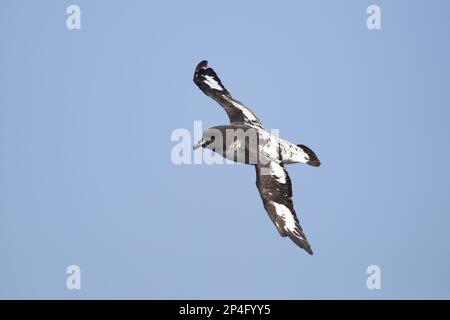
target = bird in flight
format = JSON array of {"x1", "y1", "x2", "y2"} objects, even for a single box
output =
[{"x1": 193, "y1": 60, "x2": 320, "y2": 254}]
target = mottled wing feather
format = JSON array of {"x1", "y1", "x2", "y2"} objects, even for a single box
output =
[
  {"x1": 255, "y1": 161, "x2": 313, "y2": 254},
  {"x1": 193, "y1": 60, "x2": 263, "y2": 128}
]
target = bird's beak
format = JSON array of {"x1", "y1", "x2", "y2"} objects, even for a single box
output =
[{"x1": 193, "y1": 139, "x2": 203, "y2": 150}]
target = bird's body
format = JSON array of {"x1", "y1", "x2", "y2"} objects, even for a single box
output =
[
  {"x1": 193, "y1": 60, "x2": 320, "y2": 254},
  {"x1": 203, "y1": 124, "x2": 317, "y2": 166}
]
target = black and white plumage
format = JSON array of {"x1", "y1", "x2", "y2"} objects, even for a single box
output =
[
  {"x1": 193, "y1": 60, "x2": 320, "y2": 255},
  {"x1": 194, "y1": 60, "x2": 262, "y2": 128}
]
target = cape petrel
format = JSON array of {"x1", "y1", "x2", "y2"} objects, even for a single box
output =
[{"x1": 193, "y1": 60, "x2": 320, "y2": 255}]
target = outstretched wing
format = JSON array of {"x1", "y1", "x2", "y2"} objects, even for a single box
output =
[
  {"x1": 255, "y1": 161, "x2": 313, "y2": 254},
  {"x1": 193, "y1": 60, "x2": 263, "y2": 128}
]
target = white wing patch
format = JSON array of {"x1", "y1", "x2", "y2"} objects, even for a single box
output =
[
  {"x1": 203, "y1": 75, "x2": 223, "y2": 91},
  {"x1": 269, "y1": 162, "x2": 286, "y2": 184},
  {"x1": 271, "y1": 202, "x2": 297, "y2": 231}
]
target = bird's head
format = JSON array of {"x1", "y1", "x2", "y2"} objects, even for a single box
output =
[{"x1": 193, "y1": 127, "x2": 223, "y2": 151}]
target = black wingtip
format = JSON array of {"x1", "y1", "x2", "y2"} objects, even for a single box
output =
[
  {"x1": 286, "y1": 231, "x2": 314, "y2": 255},
  {"x1": 301, "y1": 241, "x2": 314, "y2": 255},
  {"x1": 194, "y1": 60, "x2": 207, "y2": 84},
  {"x1": 196, "y1": 60, "x2": 208, "y2": 70}
]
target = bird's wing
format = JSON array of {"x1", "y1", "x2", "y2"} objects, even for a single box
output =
[
  {"x1": 193, "y1": 60, "x2": 263, "y2": 128},
  {"x1": 255, "y1": 161, "x2": 313, "y2": 254}
]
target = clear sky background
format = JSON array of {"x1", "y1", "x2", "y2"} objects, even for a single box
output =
[{"x1": 1, "y1": 0, "x2": 450, "y2": 299}]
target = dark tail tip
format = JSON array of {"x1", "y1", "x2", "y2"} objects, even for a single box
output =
[
  {"x1": 308, "y1": 159, "x2": 321, "y2": 167},
  {"x1": 297, "y1": 144, "x2": 321, "y2": 167}
]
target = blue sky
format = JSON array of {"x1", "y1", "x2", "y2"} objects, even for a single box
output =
[{"x1": 1, "y1": 0, "x2": 450, "y2": 299}]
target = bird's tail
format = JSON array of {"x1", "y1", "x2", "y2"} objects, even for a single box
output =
[{"x1": 297, "y1": 144, "x2": 321, "y2": 167}]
